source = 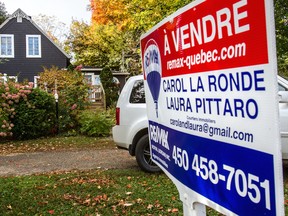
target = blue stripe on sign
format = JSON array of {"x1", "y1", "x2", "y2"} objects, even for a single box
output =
[{"x1": 149, "y1": 121, "x2": 275, "y2": 215}]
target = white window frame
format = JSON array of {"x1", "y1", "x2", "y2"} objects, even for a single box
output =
[
  {"x1": 83, "y1": 73, "x2": 103, "y2": 102},
  {"x1": 26, "y1": 35, "x2": 41, "y2": 58},
  {"x1": 34, "y1": 76, "x2": 40, "y2": 88},
  {"x1": 0, "y1": 34, "x2": 14, "y2": 58},
  {"x1": 84, "y1": 73, "x2": 102, "y2": 85},
  {"x1": 7, "y1": 76, "x2": 18, "y2": 82},
  {"x1": 0, "y1": 74, "x2": 18, "y2": 83}
]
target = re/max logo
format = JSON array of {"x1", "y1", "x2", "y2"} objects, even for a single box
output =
[{"x1": 149, "y1": 124, "x2": 170, "y2": 150}]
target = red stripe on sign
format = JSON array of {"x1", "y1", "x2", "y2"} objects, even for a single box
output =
[{"x1": 141, "y1": 0, "x2": 268, "y2": 78}]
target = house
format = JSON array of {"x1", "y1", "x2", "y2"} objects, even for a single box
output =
[
  {"x1": 81, "y1": 67, "x2": 129, "y2": 106},
  {"x1": 81, "y1": 67, "x2": 130, "y2": 92},
  {"x1": 0, "y1": 9, "x2": 70, "y2": 83}
]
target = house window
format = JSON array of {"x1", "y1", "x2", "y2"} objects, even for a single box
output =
[
  {"x1": 26, "y1": 35, "x2": 41, "y2": 58},
  {"x1": 0, "y1": 34, "x2": 14, "y2": 58},
  {"x1": 0, "y1": 74, "x2": 17, "y2": 83},
  {"x1": 84, "y1": 73, "x2": 101, "y2": 85},
  {"x1": 7, "y1": 76, "x2": 18, "y2": 82}
]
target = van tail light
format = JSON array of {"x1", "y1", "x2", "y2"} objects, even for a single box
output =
[{"x1": 116, "y1": 107, "x2": 120, "y2": 125}]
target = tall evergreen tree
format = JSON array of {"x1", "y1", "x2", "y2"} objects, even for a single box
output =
[
  {"x1": 100, "y1": 66, "x2": 119, "y2": 108},
  {"x1": 0, "y1": 2, "x2": 8, "y2": 24}
]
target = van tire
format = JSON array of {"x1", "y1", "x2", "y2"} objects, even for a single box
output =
[{"x1": 135, "y1": 134, "x2": 161, "y2": 173}]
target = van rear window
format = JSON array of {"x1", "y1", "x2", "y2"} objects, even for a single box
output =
[{"x1": 130, "y1": 80, "x2": 146, "y2": 103}]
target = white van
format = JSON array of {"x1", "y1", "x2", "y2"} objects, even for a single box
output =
[{"x1": 113, "y1": 75, "x2": 288, "y2": 172}]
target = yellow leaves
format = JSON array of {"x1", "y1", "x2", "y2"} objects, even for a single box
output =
[
  {"x1": 90, "y1": 0, "x2": 128, "y2": 27},
  {"x1": 147, "y1": 204, "x2": 153, "y2": 209},
  {"x1": 112, "y1": 199, "x2": 134, "y2": 213},
  {"x1": 123, "y1": 202, "x2": 133, "y2": 207},
  {"x1": 38, "y1": 67, "x2": 89, "y2": 96},
  {"x1": 136, "y1": 198, "x2": 143, "y2": 203}
]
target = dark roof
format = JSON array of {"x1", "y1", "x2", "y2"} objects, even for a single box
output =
[{"x1": 0, "y1": 8, "x2": 70, "y2": 59}]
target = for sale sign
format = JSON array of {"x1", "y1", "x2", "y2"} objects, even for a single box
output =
[{"x1": 141, "y1": 0, "x2": 284, "y2": 215}]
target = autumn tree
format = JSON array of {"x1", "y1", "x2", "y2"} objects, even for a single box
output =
[
  {"x1": 66, "y1": 21, "x2": 124, "y2": 67},
  {"x1": 68, "y1": 0, "x2": 288, "y2": 78},
  {"x1": 90, "y1": 0, "x2": 128, "y2": 27},
  {"x1": 65, "y1": 21, "x2": 92, "y2": 64},
  {"x1": 275, "y1": 0, "x2": 288, "y2": 78},
  {"x1": 33, "y1": 14, "x2": 68, "y2": 49},
  {"x1": 66, "y1": 0, "x2": 191, "y2": 73},
  {"x1": 120, "y1": 0, "x2": 192, "y2": 74}
]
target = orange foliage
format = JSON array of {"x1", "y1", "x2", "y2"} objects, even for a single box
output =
[{"x1": 90, "y1": 0, "x2": 129, "y2": 29}]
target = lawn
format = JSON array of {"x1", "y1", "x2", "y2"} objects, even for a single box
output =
[
  {"x1": 0, "y1": 169, "x2": 183, "y2": 215},
  {"x1": 0, "y1": 136, "x2": 115, "y2": 155},
  {"x1": 0, "y1": 136, "x2": 287, "y2": 215}
]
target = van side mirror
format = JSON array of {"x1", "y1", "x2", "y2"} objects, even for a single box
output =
[{"x1": 279, "y1": 91, "x2": 288, "y2": 103}]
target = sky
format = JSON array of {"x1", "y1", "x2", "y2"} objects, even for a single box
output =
[{"x1": 1, "y1": 0, "x2": 91, "y2": 26}]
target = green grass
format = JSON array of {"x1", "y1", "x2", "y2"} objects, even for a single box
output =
[
  {"x1": 0, "y1": 136, "x2": 287, "y2": 215},
  {"x1": 0, "y1": 169, "x2": 184, "y2": 215},
  {"x1": 0, "y1": 136, "x2": 115, "y2": 155}
]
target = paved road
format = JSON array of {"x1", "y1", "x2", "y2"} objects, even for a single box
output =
[{"x1": 0, "y1": 148, "x2": 139, "y2": 176}]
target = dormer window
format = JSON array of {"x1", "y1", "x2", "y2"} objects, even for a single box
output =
[
  {"x1": 0, "y1": 34, "x2": 14, "y2": 58},
  {"x1": 26, "y1": 35, "x2": 41, "y2": 58},
  {"x1": 17, "y1": 16, "x2": 22, "y2": 23}
]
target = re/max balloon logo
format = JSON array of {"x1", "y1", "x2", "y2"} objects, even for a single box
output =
[{"x1": 144, "y1": 39, "x2": 162, "y2": 118}]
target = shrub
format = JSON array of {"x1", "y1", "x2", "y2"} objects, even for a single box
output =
[
  {"x1": 77, "y1": 109, "x2": 114, "y2": 137},
  {"x1": 0, "y1": 79, "x2": 56, "y2": 140},
  {"x1": 0, "y1": 108, "x2": 10, "y2": 137},
  {"x1": 37, "y1": 66, "x2": 91, "y2": 133},
  {"x1": 11, "y1": 88, "x2": 56, "y2": 140},
  {"x1": 0, "y1": 80, "x2": 34, "y2": 138}
]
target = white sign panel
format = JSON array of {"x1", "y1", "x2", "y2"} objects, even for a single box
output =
[{"x1": 141, "y1": 0, "x2": 284, "y2": 215}]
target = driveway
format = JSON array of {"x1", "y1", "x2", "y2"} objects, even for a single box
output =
[
  {"x1": 1, "y1": 147, "x2": 288, "y2": 181},
  {"x1": 0, "y1": 148, "x2": 139, "y2": 176}
]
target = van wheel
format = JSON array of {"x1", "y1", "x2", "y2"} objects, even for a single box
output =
[{"x1": 135, "y1": 134, "x2": 161, "y2": 173}]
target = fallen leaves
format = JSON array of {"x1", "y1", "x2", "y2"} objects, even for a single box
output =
[
  {"x1": 0, "y1": 136, "x2": 115, "y2": 155},
  {"x1": 0, "y1": 164, "x2": 183, "y2": 215},
  {"x1": 63, "y1": 193, "x2": 108, "y2": 206},
  {"x1": 147, "y1": 204, "x2": 153, "y2": 209},
  {"x1": 0, "y1": 142, "x2": 58, "y2": 155},
  {"x1": 71, "y1": 177, "x2": 112, "y2": 186},
  {"x1": 168, "y1": 208, "x2": 179, "y2": 213},
  {"x1": 48, "y1": 209, "x2": 55, "y2": 214},
  {"x1": 123, "y1": 202, "x2": 133, "y2": 207}
]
